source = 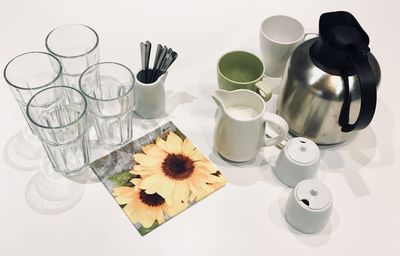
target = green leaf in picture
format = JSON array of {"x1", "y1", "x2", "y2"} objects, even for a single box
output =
[
  {"x1": 138, "y1": 221, "x2": 159, "y2": 236},
  {"x1": 108, "y1": 171, "x2": 135, "y2": 187}
]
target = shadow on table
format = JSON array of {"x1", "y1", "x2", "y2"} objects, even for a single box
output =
[
  {"x1": 208, "y1": 146, "x2": 270, "y2": 186},
  {"x1": 2, "y1": 127, "x2": 44, "y2": 172},
  {"x1": 165, "y1": 89, "x2": 197, "y2": 115},
  {"x1": 2, "y1": 130, "x2": 112, "y2": 215},
  {"x1": 132, "y1": 111, "x2": 168, "y2": 131},
  {"x1": 268, "y1": 189, "x2": 341, "y2": 247},
  {"x1": 25, "y1": 160, "x2": 86, "y2": 215},
  {"x1": 132, "y1": 89, "x2": 196, "y2": 131},
  {"x1": 319, "y1": 98, "x2": 395, "y2": 197},
  {"x1": 23, "y1": 137, "x2": 119, "y2": 215}
]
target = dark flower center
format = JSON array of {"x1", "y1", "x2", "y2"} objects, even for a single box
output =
[
  {"x1": 139, "y1": 190, "x2": 165, "y2": 207},
  {"x1": 162, "y1": 153, "x2": 194, "y2": 180}
]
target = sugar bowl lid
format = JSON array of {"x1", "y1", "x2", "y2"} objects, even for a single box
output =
[
  {"x1": 285, "y1": 137, "x2": 320, "y2": 165},
  {"x1": 295, "y1": 179, "x2": 332, "y2": 210}
]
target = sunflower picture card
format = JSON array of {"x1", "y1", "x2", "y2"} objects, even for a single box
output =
[{"x1": 90, "y1": 121, "x2": 226, "y2": 235}]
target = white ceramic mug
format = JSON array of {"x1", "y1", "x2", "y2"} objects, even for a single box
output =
[
  {"x1": 134, "y1": 70, "x2": 167, "y2": 119},
  {"x1": 260, "y1": 15, "x2": 317, "y2": 78},
  {"x1": 212, "y1": 89, "x2": 289, "y2": 162}
]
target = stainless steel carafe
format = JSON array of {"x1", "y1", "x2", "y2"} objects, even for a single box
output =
[{"x1": 277, "y1": 11, "x2": 381, "y2": 144}]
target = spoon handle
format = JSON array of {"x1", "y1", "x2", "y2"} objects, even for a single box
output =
[
  {"x1": 152, "y1": 46, "x2": 167, "y2": 82},
  {"x1": 155, "y1": 51, "x2": 178, "y2": 80},
  {"x1": 144, "y1": 41, "x2": 152, "y2": 83},
  {"x1": 140, "y1": 42, "x2": 146, "y2": 82},
  {"x1": 153, "y1": 44, "x2": 162, "y2": 70}
]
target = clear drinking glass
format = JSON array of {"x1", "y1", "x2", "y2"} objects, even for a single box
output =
[
  {"x1": 3, "y1": 51, "x2": 64, "y2": 167},
  {"x1": 4, "y1": 51, "x2": 63, "y2": 126},
  {"x1": 26, "y1": 86, "x2": 90, "y2": 176},
  {"x1": 45, "y1": 24, "x2": 100, "y2": 89},
  {"x1": 79, "y1": 62, "x2": 135, "y2": 146}
]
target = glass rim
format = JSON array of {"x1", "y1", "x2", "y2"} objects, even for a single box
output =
[
  {"x1": 26, "y1": 86, "x2": 88, "y2": 130},
  {"x1": 3, "y1": 51, "x2": 63, "y2": 91},
  {"x1": 79, "y1": 62, "x2": 135, "y2": 102},
  {"x1": 45, "y1": 24, "x2": 100, "y2": 59}
]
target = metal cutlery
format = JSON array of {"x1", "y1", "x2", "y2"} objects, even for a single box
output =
[
  {"x1": 144, "y1": 41, "x2": 151, "y2": 82},
  {"x1": 140, "y1": 42, "x2": 146, "y2": 82},
  {"x1": 140, "y1": 41, "x2": 178, "y2": 83}
]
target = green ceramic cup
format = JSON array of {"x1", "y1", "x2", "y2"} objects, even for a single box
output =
[{"x1": 217, "y1": 51, "x2": 272, "y2": 100}]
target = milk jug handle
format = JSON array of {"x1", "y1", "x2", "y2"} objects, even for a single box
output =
[
  {"x1": 263, "y1": 112, "x2": 289, "y2": 147},
  {"x1": 339, "y1": 42, "x2": 377, "y2": 132}
]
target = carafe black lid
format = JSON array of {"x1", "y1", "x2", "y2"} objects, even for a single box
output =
[{"x1": 310, "y1": 11, "x2": 371, "y2": 75}]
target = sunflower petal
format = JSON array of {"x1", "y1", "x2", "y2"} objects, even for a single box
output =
[
  {"x1": 130, "y1": 178, "x2": 143, "y2": 186},
  {"x1": 156, "y1": 137, "x2": 169, "y2": 153},
  {"x1": 112, "y1": 186, "x2": 135, "y2": 197},
  {"x1": 123, "y1": 200, "x2": 137, "y2": 217},
  {"x1": 113, "y1": 187, "x2": 136, "y2": 205},
  {"x1": 138, "y1": 210, "x2": 157, "y2": 228},
  {"x1": 188, "y1": 179, "x2": 212, "y2": 202},
  {"x1": 212, "y1": 173, "x2": 227, "y2": 185},
  {"x1": 189, "y1": 148, "x2": 205, "y2": 161},
  {"x1": 133, "y1": 153, "x2": 161, "y2": 167},
  {"x1": 115, "y1": 196, "x2": 134, "y2": 205},
  {"x1": 164, "y1": 201, "x2": 187, "y2": 217},
  {"x1": 156, "y1": 208, "x2": 165, "y2": 224},
  {"x1": 130, "y1": 164, "x2": 159, "y2": 176},
  {"x1": 173, "y1": 182, "x2": 189, "y2": 204},
  {"x1": 159, "y1": 180, "x2": 175, "y2": 202},
  {"x1": 166, "y1": 132, "x2": 183, "y2": 154},
  {"x1": 182, "y1": 138, "x2": 196, "y2": 155},
  {"x1": 125, "y1": 199, "x2": 157, "y2": 228},
  {"x1": 140, "y1": 175, "x2": 164, "y2": 194},
  {"x1": 142, "y1": 144, "x2": 168, "y2": 158},
  {"x1": 194, "y1": 160, "x2": 218, "y2": 173},
  {"x1": 189, "y1": 192, "x2": 196, "y2": 202},
  {"x1": 191, "y1": 165, "x2": 221, "y2": 184}
]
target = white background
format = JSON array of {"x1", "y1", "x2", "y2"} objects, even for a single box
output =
[{"x1": 1, "y1": 0, "x2": 399, "y2": 255}]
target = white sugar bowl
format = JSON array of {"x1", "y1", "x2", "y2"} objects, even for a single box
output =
[
  {"x1": 273, "y1": 137, "x2": 320, "y2": 187},
  {"x1": 285, "y1": 179, "x2": 333, "y2": 234}
]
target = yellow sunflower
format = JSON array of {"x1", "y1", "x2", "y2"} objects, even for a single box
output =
[
  {"x1": 130, "y1": 131, "x2": 226, "y2": 205},
  {"x1": 112, "y1": 177, "x2": 186, "y2": 228}
]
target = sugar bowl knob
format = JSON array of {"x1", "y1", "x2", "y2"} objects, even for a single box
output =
[{"x1": 284, "y1": 179, "x2": 333, "y2": 234}]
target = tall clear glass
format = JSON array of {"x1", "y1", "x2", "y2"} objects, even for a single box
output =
[
  {"x1": 4, "y1": 51, "x2": 63, "y2": 126},
  {"x1": 79, "y1": 62, "x2": 135, "y2": 146},
  {"x1": 45, "y1": 24, "x2": 100, "y2": 89},
  {"x1": 3, "y1": 51, "x2": 64, "y2": 168},
  {"x1": 26, "y1": 86, "x2": 90, "y2": 176}
]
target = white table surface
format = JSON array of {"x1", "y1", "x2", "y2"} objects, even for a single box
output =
[{"x1": 1, "y1": 0, "x2": 399, "y2": 255}]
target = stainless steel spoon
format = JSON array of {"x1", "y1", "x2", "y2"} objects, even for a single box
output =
[
  {"x1": 166, "y1": 51, "x2": 178, "y2": 70},
  {"x1": 144, "y1": 41, "x2": 151, "y2": 82},
  {"x1": 140, "y1": 42, "x2": 146, "y2": 82},
  {"x1": 152, "y1": 46, "x2": 168, "y2": 82},
  {"x1": 155, "y1": 51, "x2": 178, "y2": 80},
  {"x1": 152, "y1": 44, "x2": 163, "y2": 70}
]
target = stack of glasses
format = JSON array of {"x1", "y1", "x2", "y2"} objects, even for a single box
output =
[{"x1": 4, "y1": 24, "x2": 136, "y2": 176}]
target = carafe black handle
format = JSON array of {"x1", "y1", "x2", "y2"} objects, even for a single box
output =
[{"x1": 339, "y1": 42, "x2": 377, "y2": 132}]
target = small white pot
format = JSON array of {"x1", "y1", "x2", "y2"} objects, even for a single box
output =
[
  {"x1": 134, "y1": 71, "x2": 167, "y2": 119},
  {"x1": 273, "y1": 137, "x2": 320, "y2": 187},
  {"x1": 285, "y1": 179, "x2": 333, "y2": 234}
]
